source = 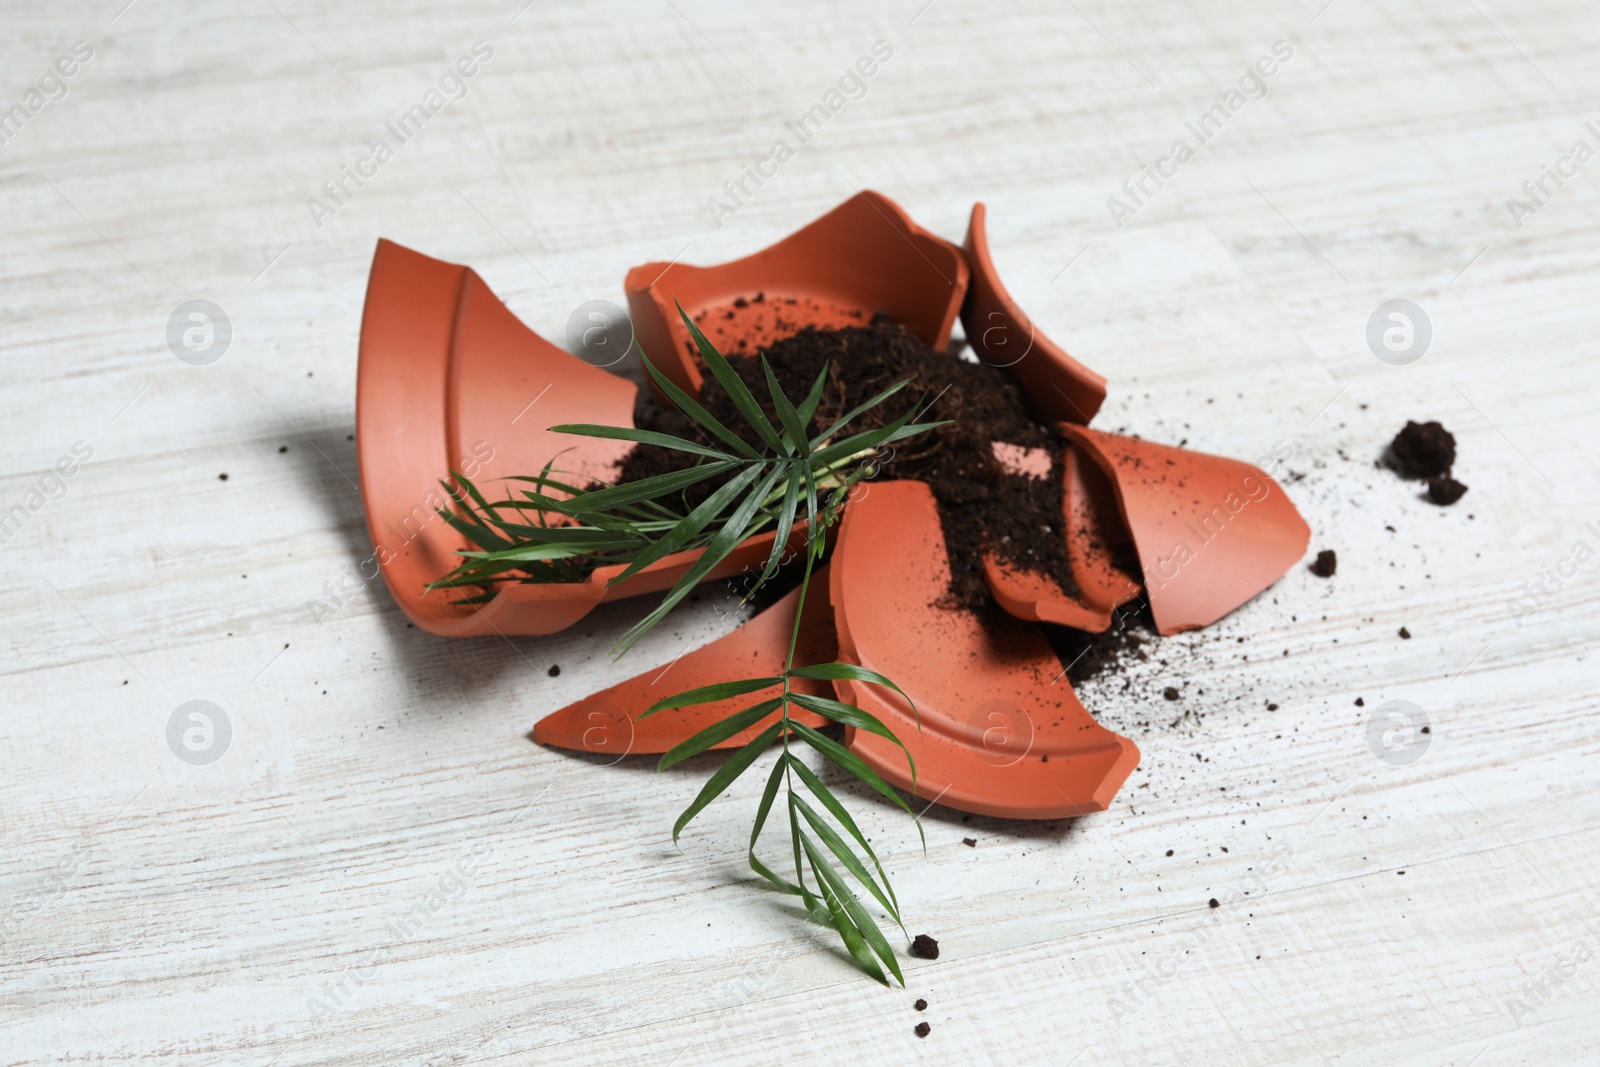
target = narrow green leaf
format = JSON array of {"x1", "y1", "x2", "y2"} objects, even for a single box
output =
[
  {"x1": 616, "y1": 464, "x2": 786, "y2": 655},
  {"x1": 788, "y1": 790, "x2": 809, "y2": 899},
  {"x1": 800, "y1": 838, "x2": 889, "y2": 979},
  {"x1": 789, "y1": 759, "x2": 899, "y2": 915},
  {"x1": 454, "y1": 542, "x2": 593, "y2": 563},
  {"x1": 746, "y1": 754, "x2": 811, "y2": 894},
  {"x1": 438, "y1": 508, "x2": 514, "y2": 553},
  {"x1": 749, "y1": 849, "x2": 806, "y2": 898},
  {"x1": 762, "y1": 356, "x2": 810, "y2": 455},
  {"x1": 803, "y1": 835, "x2": 900, "y2": 985},
  {"x1": 790, "y1": 663, "x2": 917, "y2": 715},
  {"x1": 658, "y1": 697, "x2": 784, "y2": 770},
  {"x1": 671, "y1": 721, "x2": 782, "y2": 845},
  {"x1": 549, "y1": 423, "x2": 735, "y2": 462},
  {"x1": 642, "y1": 676, "x2": 782, "y2": 718},
  {"x1": 750, "y1": 751, "x2": 789, "y2": 850},
  {"x1": 795, "y1": 361, "x2": 830, "y2": 426},
  {"x1": 638, "y1": 348, "x2": 759, "y2": 459},
  {"x1": 451, "y1": 470, "x2": 506, "y2": 521},
  {"x1": 809, "y1": 379, "x2": 911, "y2": 448},
  {"x1": 608, "y1": 463, "x2": 764, "y2": 585},
  {"x1": 570, "y1": 459, "x2": 734, "y2": 511},
  {"x1": 789, "y1": 693, "x2": 916, "y2": 780},
  {"x1": 788, "y1": 722, "x2": 924, "y2": 848},
  {"x1": 755, "y1": 467, "x2": 801, "y2": 586},
  {"x1": 811, "y1": 857, "x2": 888, "y2": 984},
  {"x1": 801, "y1": 458, "x2": 819, "y2": 561},
  {"x1": 807, "y1": 403, "x2": 919, "y2": 468},
  {"x1": 792, "y1": 792, "x2": 901, "y2": 926},
  {"x1": 677, "y1": 303, "x2": 786, "y2": 454}
]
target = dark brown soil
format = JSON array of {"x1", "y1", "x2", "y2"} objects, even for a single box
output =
[
  {"x1": 1398, "y1": 626, "x2": 1411, "y2": 639},
  {"x1": 1163, "y1": 686, "x2": 1181, "y2": 701},
  {"x1": 619, "y1": 318, "x2": 1082, "y2": 614},
  {"x1": 914, "y1": 1022, "x2": 931, "y2": 1038},
  {"x1": 914, "y1": 998, "x2": 928, "y2": 1012},
  {"x1": 1309, "y1": 549, "x2": 1337, "y2": 578},
  {"x1": 1388, "y1": 420, "x2": 1455, "y2": 480},
  {"x1": 1386, "y1": 420, "x2": 1469, "y2": 507},
  {"x1": 1427, "y1": 476, "x2": 1468, "y2": 505},
  {"x1": 911, "y1": 934, "x2": 940, "y2": 959},
  {"x1": 1044, "y1": 602, "x2": 1153, "y2": 686}
]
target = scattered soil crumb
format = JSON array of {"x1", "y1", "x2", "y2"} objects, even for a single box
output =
[
  {"x1": 914, "y1": 1022, "x2": 931, "y2": 1038},
  {"x1": 1398, "y1": 626, "x2": 1411, "y2": 640},
  {"x1": 1388, "y1": 420, "x2": 1469, "y2": 503},
  {"x1": 1309, "y1": 549, "x2": 1337, "y2": 578},
  {"x1": 914, "y1": 998, "x2": 928, "y2": 1012},
  {"x1": 1388, "y1": 420, "x2": 1455, "y2": 480},
  {"x1": 962, "y1": 837, "x2": 976, "y2": 847},
  {"x1": 1427, "y1": 476, "x2": 1468, "y2": 506},
  {"x1": 911, "y1": 934, "x2": 940, "y2": 960}
]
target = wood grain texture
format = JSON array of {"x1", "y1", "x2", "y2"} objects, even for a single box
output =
[{"x1": 2, "y1": 0, "x2": 1598, "y2": 1063}]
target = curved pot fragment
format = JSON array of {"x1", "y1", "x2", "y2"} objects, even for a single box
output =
[
  {"x1": 534, "y1": 568, "x2": 835, "y2": 756},
  {"x1": 357, "y1": 239, "x2": 808, "y2": 637},
  {"x1": 829, "y1": 480, "x2": 1139, "y2": 820},
  {"x1": 1061, "y1": 440, "x2": 1145, "y2": 615},
  {"x1": 981, "y1": 558, "x2": 1116, "y2": 632},
  {"x1": 1058, "y1": 424, "x2": 1310, "y2": 635},
  {"x1": 981, "y1": 439, "x2": 1144, "y2": 631},
  {"x1": 961, "y1": 203, "x2": 1106, "y2": 425},
  {"x1": 627, "y1": 190, "x2": 969, "y2": 397}
]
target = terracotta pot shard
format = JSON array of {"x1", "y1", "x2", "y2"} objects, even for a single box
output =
[
  {"x1": 627, "y1": 191, "x2": 969, "y2": 398},
  {"x1": 534, "y1": 567, "x2": 835, "y2": 757},
  {"x1": 982, "y1": 441, "x2": 1144, "y2": 632},
  {"x1": 829, "y1": 480, "x2": 1139, "y2": 820},
  {"x1": 961, "y1": 203, "x2": 1107, "y2": 425},
  {"x1": 357, "y1": 239, "x2": 810, "y2": 637},
  {"x1": 1057, "y1": 424, "x2": 1310, "y2": 635}
]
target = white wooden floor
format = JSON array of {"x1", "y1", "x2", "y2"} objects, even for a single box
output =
[{"x1": 4, "y1": 1, "x2": 1598, "y2": 1063}]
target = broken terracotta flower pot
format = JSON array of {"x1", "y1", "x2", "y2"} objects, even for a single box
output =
[
  {"x1": 357, "y1": 239, "x2": 811, "y2": 637},
  {"x1": 962, "y1": 202, "x2": 1107, "y2": 425},
  {"x1": 829, "y1": 480, "x2": 1139, "y2": 820},
  {"x1": 982, "y1": 438, "x2": 1144, "y2": 631},
  {"x1": 626, "y1": 190, "x2": 969, "y2": 397},
  {"x1": 1057, "y1": 424, "x2": 1310, "y2": 635},
  {"x1": 534, "y1": 567, "x2": 837, "y2": 757}
]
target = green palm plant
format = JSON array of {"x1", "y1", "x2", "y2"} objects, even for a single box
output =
[{"x1": 430, "y1": 306, "x2": 945, "y2": 983}]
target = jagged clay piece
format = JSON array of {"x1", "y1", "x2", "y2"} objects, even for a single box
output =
[
  {"x1": 982, "y1": 440, "x2": 1142, "y2": 632},
  {"x1": 357, "y1": 239, "x2": 800, "y2": 637},
  {"x1": 961, "y1": 202, "x2": 1106, "y2": 425},
  {"x1": 829, "y1": 481, "x2": 1139, "y2": 820},
  {"x1": 627, "y1": 190, "x2": 968, "y2": 397},
  {"x1": 1058, "y1": 425, "x2": 1310, "y2": 635},
  {"x1": 533, "y1": 568, "x2": 835, "y2": 756},
  {"x1": 1061, "y1": 439, "x2": 1143, "y2": 615},
  {"x1": 982, "y1": 558, "x2": 1116, "y2": 632}
]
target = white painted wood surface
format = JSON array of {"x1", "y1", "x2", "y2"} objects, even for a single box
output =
[{"x1": 3, "y1": 1, "x2": 1598, "y2": 1063}]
